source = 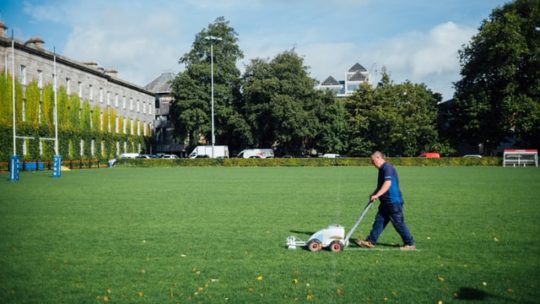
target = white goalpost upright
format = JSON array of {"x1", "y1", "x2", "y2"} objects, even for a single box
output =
[
  {"x1": 8, "y1": 32, "x2": 59, "y2": 181},
  {"x1": 503, "y1": 149, "x2": 538, "y2": 167}
]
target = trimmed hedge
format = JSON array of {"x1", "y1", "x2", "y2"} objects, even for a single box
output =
[{"x1": 115, "y1": 157, "x2": 502, "y2": 168}]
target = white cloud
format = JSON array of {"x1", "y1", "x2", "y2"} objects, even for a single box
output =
[
  {"x1": 364, "y1": 21, "x2": 476, "y2": 99},
  {"x1": 294, "y1": 21, "x2": 476, "y2": 100},
  {"x1": 62, "y1": 5, "x2": 184, "y2": 86}
]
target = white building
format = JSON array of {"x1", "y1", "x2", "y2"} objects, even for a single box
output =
[{"x1": 317, "y1": 63, "x2": 371, "y2": 97}]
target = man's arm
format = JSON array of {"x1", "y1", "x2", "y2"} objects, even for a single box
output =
[{"x1": 370, "y1": 180, "x2": 391, "y2": 201}]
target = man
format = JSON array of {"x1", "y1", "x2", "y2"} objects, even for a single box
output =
[{"x1": 356, "y1": 151, "x2": 416, "y2": 250}]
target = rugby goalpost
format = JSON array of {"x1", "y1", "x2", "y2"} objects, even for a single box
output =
[
  {"x1": 9, "y1": 32, "x2": 61, "y2": 181},
  {"x1": 502, "y1": 149, "x2": 538, "y2": 167}
]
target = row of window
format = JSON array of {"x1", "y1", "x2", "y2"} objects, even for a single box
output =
[
  {"x1": 19, "y1": 65, "x2": 153, "y2": 115},
  {"x1": 19, "y1": 140, "x2": 142, "y2": 157}
]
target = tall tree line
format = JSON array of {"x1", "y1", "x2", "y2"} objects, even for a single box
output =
[
  {"x1": 171, "y1": 17, "x2": 444, "y2": 156},
  {"x1": 173, "y1": 1, "x2": 540, "y2": 156}
]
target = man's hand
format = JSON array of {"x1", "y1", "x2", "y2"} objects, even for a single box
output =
[{"x1": 370, "y1": 194, "x2": 378, "y2": 202}]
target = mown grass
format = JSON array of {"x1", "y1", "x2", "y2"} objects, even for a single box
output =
[{"x1": 0, "y1": 166, "x2": 539, "y2": 303}]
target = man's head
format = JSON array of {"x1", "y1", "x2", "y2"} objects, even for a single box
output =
[{"x1": 370, "y1": 151, "x2": 386, "y2": 168}]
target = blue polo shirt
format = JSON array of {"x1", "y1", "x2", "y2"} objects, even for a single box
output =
[{"x1": 377, "y1": 162, "x2": 403, "y2": 204}]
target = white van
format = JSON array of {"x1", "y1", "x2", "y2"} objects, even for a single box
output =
[
  {"x1": 189, "y1": 146, "x2": 229, "y2": 158},
  {"x1": 237, "y1": 148, "x2": 274, "y2": 159}
]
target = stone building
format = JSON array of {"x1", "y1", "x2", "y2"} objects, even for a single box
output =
[
  {"x1": 0, "y1": 22, "x2": 155, "y2": 156},
  {"x1": 145, "y1": 72, "x2": 185, "y2": 156}
]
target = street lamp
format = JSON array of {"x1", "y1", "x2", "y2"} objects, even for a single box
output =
[{"x1": 204, "y1": 35, "x2": 222, "y2": 158}]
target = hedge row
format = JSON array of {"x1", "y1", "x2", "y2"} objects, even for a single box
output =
[{"x1": 114, "y1": 157, "x2": 502, "y2": 168}]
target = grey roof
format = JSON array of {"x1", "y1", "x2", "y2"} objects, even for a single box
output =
[
  {"x1": 321, "y1": 75, "x2": 340, "y2": 86},
  {"x1": 348, "y1": 63, "x2": 367, "y2": 72},
  {"x1": 145, "y1": 72, "x2": 175, "y2": 93},
  {"x1": 348, "y1": 71, "x2": 367, "y2": 81}
]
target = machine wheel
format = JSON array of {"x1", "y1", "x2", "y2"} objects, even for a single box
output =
[
  {"x1": 329, "y1": 241, "x2": 343, "y2": 252},
  {"x1": 307, "y1": 240, "x2": 322, "y2": 252}
]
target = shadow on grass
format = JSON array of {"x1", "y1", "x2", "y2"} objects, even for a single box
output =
[
  {"x1": 454, "y1": 287, "x2": 518, "y2": 302},
  {"x1": 289, "y1": 230, "x2": 314, "y2": 236}
]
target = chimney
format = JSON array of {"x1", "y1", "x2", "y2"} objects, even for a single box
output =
[
  {"x1": 25, "y1": 37, "x2": 45, "y2": 49},
  {"x1": 0, "y1": 22, "x2": 7, "y2": 37},
  {"x1": 105, "y1": 69, "x2": 118, "y2": 77},
  {"x1": 83, "y1": 62, "x2": 98, "y2": 68}
]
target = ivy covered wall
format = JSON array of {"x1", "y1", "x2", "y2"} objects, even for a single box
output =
[{"x1": 0, "y1": 73, "x2": 150, "y2": 161}]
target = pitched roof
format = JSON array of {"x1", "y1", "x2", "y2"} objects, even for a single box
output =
[
  {"x1": 144, "y1": 72, "x2": 175, "y2": 93},
  {"x1": 348, "y1": 63, "x2": 367, "y2": 72},
  {"x1": 348, "y1": 71, "x2": 367, "y2": 81},
  {"x1": 321, "y1": 75, "x2": 340, "y2": 86}
]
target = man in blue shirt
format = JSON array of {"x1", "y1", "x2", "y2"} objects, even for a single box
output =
[{"x1": 356, "y1": 151, "x2": 416, "y2": 250}]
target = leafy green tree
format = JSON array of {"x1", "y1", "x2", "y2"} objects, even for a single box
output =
[
  {"x1": 242, "y1": 50, "x2": 338, "y2": 155},
  {"x1": 0, "y1": 73, "x2": 22, "y2": 127},
  {"x1": 67, "y1": 94, "x2": 80, "y2": 131},
  {"x1": 91, "y1": 104, "x2": 100, "y2": 131},
  {"x1": 25, "y1": 81, "x2": 40, "y2": 129},
  {"x1": 346, "y1": 71, "x2": 441, "y2": 156},
  {"x1": 80, "y1": 101, "x2": 92, "y2": 134},
  {"x1": 311, "y1": 92, "x2": 350, "y2": 154},
  {"x1": 451, "y1": 0, "x2": 540, "y2": 152},
  {"x1": 171, "y1": 17, "x2": 250, "y2": 149},
  {"x1": 41, "y1": 84, "x2": 54, "y2": 129},
  {"x1": 57, "y1": 87, "x2": 68, "y2": 128}
]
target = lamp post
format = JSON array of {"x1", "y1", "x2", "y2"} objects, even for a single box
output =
[{"x1": 204, "y1": 35, "x2": 222, "y2": 158}]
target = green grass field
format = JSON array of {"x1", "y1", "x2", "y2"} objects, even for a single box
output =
[{"x1": 1, "y1": 166, "x2": 539, "y2": 303}]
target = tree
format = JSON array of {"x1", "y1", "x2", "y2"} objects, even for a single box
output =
[
  {"x1": 241, "y1": 50, "x2": 337, "y2": 155},
  {"x1": 171, "y1": 17, "x2": 251, "y2": 150},
  {"x1": 451, "y1": 0, "x2": 540, "y2": 152},
  {"x1": 346, "y1": 70, "x2": 442, "y2": 156},
  {"x1": 80, "y1": 101, "x2": 91, "y2": 134},
  {"x1": 25, "y1": 81, "x2": 40, "y2": 129},
  {"x1": 41, "y1": 84, "x2": 54, "y2": 130},
  {"x1": 67, "y1": 94, "x2": 80, "y2": 131},
  {"x1": 311, "y1": 91, "x2": 350, "y2": 154}
]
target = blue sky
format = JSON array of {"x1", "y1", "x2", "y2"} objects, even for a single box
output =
[{"x1": 0, "y1": 0, "x2": 509, "y2": 100}]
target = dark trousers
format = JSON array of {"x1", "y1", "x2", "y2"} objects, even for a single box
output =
[{"x1": 367, "y1": 202, "x2": 415, "y2": 246}]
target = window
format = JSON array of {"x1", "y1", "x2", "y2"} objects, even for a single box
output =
[
  {"x1": 38, "y1": 70, "x2": 43, "y2": 88},
  {"x1": 130, "y1": 98, "x2": 133, "y2": 110},
  {"x1": 122, "y1": 96, "x2": 126, "y2": 109},
  {"x1": 99, "y1": 88, "x2": 103, "y2": 103},
  {"x1": 100, "y1": 112, "x2": 103, "y2": 130},
  {"x1": 143, "y1": 102, "x2": 146, "y2": 114},
  {"x1": 66, "y1": 78, "x2": 71, "y2": 94},
  {"x1": 89, "y1": 85, "x2": 94, "y2": 101},
  {"x1": 78, "y1": 81, "x2": 83, "y2": 98},
  {"x1": 106, "y1": 91, "x2": 110, "y2": 105},
  {"x1": 115, "y1": 94, "x2": 119, "y2": 107},
  {"x1": 137, "y1": 100, "x2": 140, "y2": 112},
  {"x1": 20, "y1": 65, "x2": 27, "y2": 85}
]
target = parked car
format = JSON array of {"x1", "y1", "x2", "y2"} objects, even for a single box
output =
[
  {"x1": 463, "y1": 154, "x2": 482, "y2": 158},
  {"x1": 237, "y1": 148, "x2": 274, "y2": 159},
  {"x1": 161, "y1": 154, "x2": 179, "y2": 159},
  {"x1": 136, "y1": 154, "x2": 159, "y2": 159},
  {"x1": 322, "y1": 153, "x2": 341, "y2": 158},
  {"x1": 419, "y1": 152, "x2": 440, "y2": 158}
]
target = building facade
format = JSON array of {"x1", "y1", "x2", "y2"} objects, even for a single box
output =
[
  {"x1": 317, "y1": 63, "x2": 371, "y2": 97},
  {"x1": 145, "y1": 72, "x2": 185, "y2": 156},
  {"x1": 0, "y1": 22, "x2": 154, "y2": 157}
]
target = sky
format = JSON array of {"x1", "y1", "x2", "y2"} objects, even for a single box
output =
[{"x1": 0, "y1": 0, "x2": 510, "y2": 100}]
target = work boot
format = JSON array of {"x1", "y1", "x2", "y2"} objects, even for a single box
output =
[
  {"x1": 355, "y1": 239, "x2": 375, "y2": 248},
  {"x1": 400, "y1": 244, "x2": 417, "y2": 251}
]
